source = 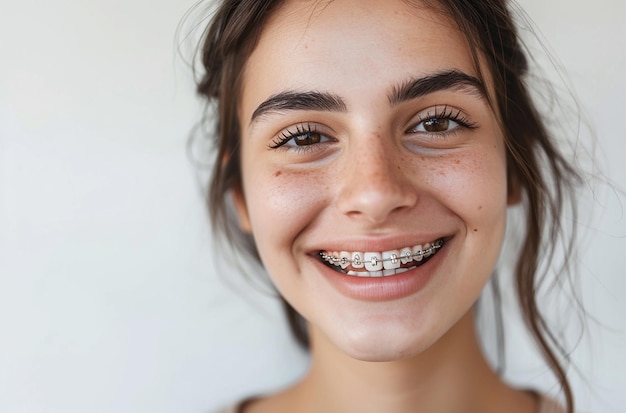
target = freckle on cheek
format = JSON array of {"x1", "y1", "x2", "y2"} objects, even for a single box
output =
[
  {"x1": 474, "y1": 228, "x2": 478, "y2": 232},
  {"x1": 478, "y1": 205, "x2": 483, "y2": 210},
  {"x1": 274, "y1": 171, "x2": 282, "y2": 177}
]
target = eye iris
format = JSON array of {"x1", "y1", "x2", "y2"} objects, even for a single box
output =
[
  {"x1": 294, "y1": 132, "x2": 321, "y2": 145},
  {"x1": 423, "y1": 118, "x2": 449, "y2": 132}
]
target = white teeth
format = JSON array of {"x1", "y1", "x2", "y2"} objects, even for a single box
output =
[
  {"x1": 339, "y1": 251, "x2": 351, "y2": 269},
  {"x1": 423, "y1": 243, "x2": 432, "y2": 258},
  {"x1": 342, "y1": 264, "x2": 428, "y2": 277},
  {"x1": 400, "y1": 247, "x2": 413, "y2": 264},
  {"x1": 320, "y1": 239, "x2": 444, "y2": 277},
  {"x1": 364, "y1": 252, "x2": 383, "y2": 271},
  {"x1": 413, "y1": 244, "x2": 424, "y2": 261},
  {"x1": 382, "y1": 250, "x2": 401, "y2": 270},
  {"x1": 351, "y1": 252, "x2": 364, "y2": 268},
  {"x1": 347, "y1": 270, "x2": 370, "y2": 277}
]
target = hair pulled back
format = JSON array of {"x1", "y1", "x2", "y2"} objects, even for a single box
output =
[{"x1": 195, "y1": 1, "x2": 580, "y2": 411}]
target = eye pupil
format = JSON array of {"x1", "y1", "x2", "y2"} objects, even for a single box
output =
[
  {"x1": 424, "y1": 118, "x2": 449, "y2": 132},
  {"x1": 295, "y1": 132, "x2": 321, "y2": 145}
]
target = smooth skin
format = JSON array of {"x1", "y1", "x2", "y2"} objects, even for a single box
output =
[{"x1": 233, "y1": 0, "x2": 536, "y2": 412}]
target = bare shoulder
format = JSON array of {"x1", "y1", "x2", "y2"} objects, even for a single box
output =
[
  {"x1": 212, "y1": 395, "x2": 283, "y2": 413},
  {"x1": 537, "y1": 395, "x2": 566, "y2": 413},
  {"x1": 240, "y1": 395, "x2": 289, "y2": 413},
  {"x1": 212, "y1": 403, "x2": 241, "y2": 413}
]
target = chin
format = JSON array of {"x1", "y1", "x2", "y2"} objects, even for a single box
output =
[{"x1": 323, "y1": 319, "x2": 444, "y2": 362}]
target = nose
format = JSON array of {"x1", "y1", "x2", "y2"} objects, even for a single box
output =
[{"x1": 336, "y1": 136, "x2": 417, "y2": 224}]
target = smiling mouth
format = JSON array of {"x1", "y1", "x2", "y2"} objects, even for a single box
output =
[{"x1": 319, "y1": 238, "x2": 444, "y2": 277}]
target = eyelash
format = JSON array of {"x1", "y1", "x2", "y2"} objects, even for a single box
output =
[
  {"x1": 408, "y1": 105, "x2": 477, "y2": 137},
  {"x1": 267, "y1": 106, "x2": 477, "y2": 151},
  {"x1": 268, "y1": 123, "x2": 333, "y2": 151}
]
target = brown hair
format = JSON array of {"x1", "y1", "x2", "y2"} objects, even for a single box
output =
[{"x1": 193, "y1": 0, "x2": 581, "y2": 411}]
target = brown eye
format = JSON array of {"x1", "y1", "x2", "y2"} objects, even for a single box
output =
[
  {"x1": 294, "y1": 132, "x2": 323, "y2": 146},
  {"x1": 423, "y1": 118, "x2": 450, "y2": 132},
  {"x1": 408, "y1": 106, "x2": 476, "y2": 137},
  {"x1": 410, "y1": 116, "x2": 464, "y2": 135},
  {"x1": 269, "y1": 124, "x2": 335, "y2": 151}
]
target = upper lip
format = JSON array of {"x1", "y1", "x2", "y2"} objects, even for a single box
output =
[{"x1": 306, "y1": 233, "x2": 453, "y2": 254}]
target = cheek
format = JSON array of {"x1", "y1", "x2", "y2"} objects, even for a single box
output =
[
  {"x1": 421, "y1": 149, "x2": 508, "y2": 228},
  {"x1": 243, "y1": 165, "x2": 329, "y2": 250}
]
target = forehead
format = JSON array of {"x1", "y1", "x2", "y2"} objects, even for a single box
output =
[{"x1": 240, "y1": 0, "x2": 480, "y2": 121}]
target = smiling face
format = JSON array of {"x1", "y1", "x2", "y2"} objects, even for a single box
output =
[{"x1": 234, "y1": 0, "x2": 512, "y2": 361}]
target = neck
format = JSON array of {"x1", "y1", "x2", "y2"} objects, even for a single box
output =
[{"x1": 285, "y1": 311, "x2": 532, "y2": 413}]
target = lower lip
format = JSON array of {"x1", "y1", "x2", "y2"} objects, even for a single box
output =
[{"x1": 314, "y1": 242, "x2": 449, "y2": 302}]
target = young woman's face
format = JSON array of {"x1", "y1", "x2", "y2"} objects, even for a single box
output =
[{"x1": 235, "y1": 0, "x2": 512, "y2": 360}]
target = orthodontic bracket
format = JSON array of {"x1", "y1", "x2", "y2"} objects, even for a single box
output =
[{"x1": 319, "y1": 239, "x2": 443, "y2": 266}]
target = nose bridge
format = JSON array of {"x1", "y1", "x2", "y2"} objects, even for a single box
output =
[
  {"x1": 337, "y1": 132, "x2": 416, "y2": 223},
  {"x1": 355, "y1": 137, "x2": 397, "y2": 187}
]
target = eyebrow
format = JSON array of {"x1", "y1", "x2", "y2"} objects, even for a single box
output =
[
  {"x1": 250, "y1": 91, "x2": 347, "y2": 124},
  {"x1": 249, "y1": 70, "x2": 486, "y2": 125},
  {"x1": 388, "y1": 70, "x2": 487, "y2": 106}
]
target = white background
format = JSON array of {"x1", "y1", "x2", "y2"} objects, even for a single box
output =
[{"x1": 1, "y1": 0, "x2": 624, "y2": 412}]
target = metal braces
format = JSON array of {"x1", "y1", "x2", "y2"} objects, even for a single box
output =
[{"x1": 320, "y1": 239, "x2": 443, "y2": 267}]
